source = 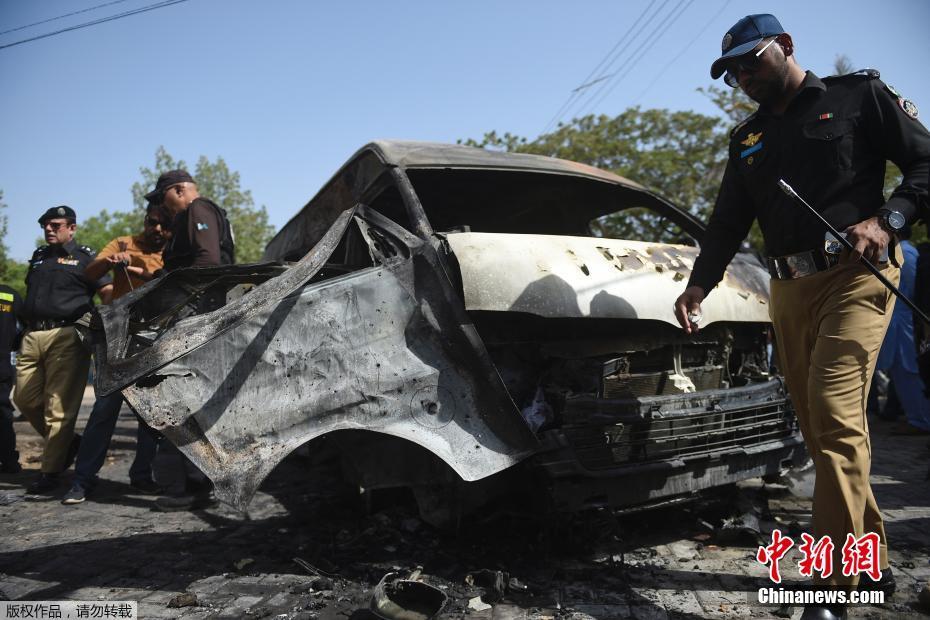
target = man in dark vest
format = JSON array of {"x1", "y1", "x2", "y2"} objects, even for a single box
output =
[
  {"x1": 146, "y1": 169, "x2": 234, "y2": 270},
  {"x1": 144, "y1": 170, "x2": 234, "y2": 510}
]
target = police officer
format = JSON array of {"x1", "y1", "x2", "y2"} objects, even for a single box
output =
[
  {"x1": 673, "y1": 14, "x2": 930, "y2": 620},
  {"x1": 144, "y1": 171, "x2": 234, "y2": 510},
  {"x1": 0, "y1": 284, "x2": 23, "y2": 474},
  {"x1": 15, "y1": 206, "x2": 112, "y2": 494}
]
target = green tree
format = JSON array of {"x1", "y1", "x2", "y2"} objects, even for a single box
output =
[
  {"x1": 132, "y1": 147, "x2": 276, "y2": 262},
  {"x1": 0, "y1": 190, "x2": 8, "y2": 270},
  {"x1": 463, "y1": 107, "x2": 730, "y2": 244},
  {"x1": 0, "y1": 190, "x2": 29, "y2": 297}
]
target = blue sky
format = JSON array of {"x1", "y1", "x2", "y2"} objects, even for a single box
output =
[{"x1": 1, "y1": 0, "x2": 928, "y2": 261}]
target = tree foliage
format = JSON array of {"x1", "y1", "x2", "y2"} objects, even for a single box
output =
[
  {"x1": 131, "y1": 147, "x2": 276, "y2": 263},
  {"x1": 463, "y1": 107, "x2": 732, "y2": 245},
  {"x1": 0, "y1": 190, "x2": 27, "y2": 297}
]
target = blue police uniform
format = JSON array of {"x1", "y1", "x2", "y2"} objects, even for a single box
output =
[{"x1": 877, "y1": 240, "x2": 930, "y2": 430}]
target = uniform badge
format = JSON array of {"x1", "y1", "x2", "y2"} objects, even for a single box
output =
[
  {"x1": 886, "y1": 84, "x2": 901, "y2": 98},
  {"x1": 818, "y1": 113, "x2": 834, "y2": 120},
  {"x1": 57, "y1": 207, "x2": 66, "y2": 216},
  {"x1": 741, "y1": 143, "x2": 762, "y2": 159},
  {"x1": 740, "y1": 132, "x2": 762, "y2": 147},
  {"x1": 722, "y1": 33, "x2": 732, "y2": 51},
  {"x1": 899, "y1": 98, "x2": 919, "y2": 119},
  {"x1": 196, "y1": 222, "x2": 209, "y2": 231},
  {"x1": 747, "y1": 156, "x2": 754, "y2": 165}
]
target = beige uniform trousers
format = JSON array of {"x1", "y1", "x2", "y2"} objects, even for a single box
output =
[
  {"x1": 770, "y1": 251, "x2": 899, "y2": 589},
  {"x1": 13, "y1": 326, "x2": 90, "y2": 473}
]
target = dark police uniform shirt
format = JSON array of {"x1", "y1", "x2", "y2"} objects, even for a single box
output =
[
  {"x1": 0, "y1": 284, "x2": 22, "y2": 378},
  {"x1": 688, "y1": 70, "x2": 930, "y2": 294},
  {"x1": 22, "y1": 240, "x2": 110, "y2": 322},
  {"x1": 162, "y1": 197, "x2": 234, "y2": 271}
]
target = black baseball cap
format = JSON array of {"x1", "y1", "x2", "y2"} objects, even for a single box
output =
[
  {"x1": 144, "y1": 169, "x2": 195, "y2": 201},
  {"x1": 38, "y1": 205, "x2": 77, "y2": 225},
  {"x1": 710, "y1": 14, "x2": 785, "y2": 79}
]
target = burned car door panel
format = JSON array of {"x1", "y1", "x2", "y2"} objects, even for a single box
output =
[
  {"x1": 94, "y1": 203, "x2": 539, "y2": 510},
  {"x1": 95, "y1": 141, "x2": 806, "y2": 519}
]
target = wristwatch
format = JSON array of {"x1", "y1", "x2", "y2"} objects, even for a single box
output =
[{"x1": 877, "y1": 208, "x2": 907, "y2": 233}]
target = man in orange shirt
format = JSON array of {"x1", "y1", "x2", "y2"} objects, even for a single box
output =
[{"x1": 62, "y1": 204, "x2": 169, "y2": 504}]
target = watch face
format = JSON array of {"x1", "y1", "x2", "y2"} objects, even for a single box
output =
[{"x1": 888, "y1": 211, "x2": 907, "y2": 230}]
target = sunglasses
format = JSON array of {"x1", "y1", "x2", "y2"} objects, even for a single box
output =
[
  {"x1": 724, "y1": 37, "x2": 778, "y2": 88},
  {"x1": 145, "y1": 217, "x2": 166, "y2": 227},
  {"x1": 41, "y1": 221, "x2": 72, "y2": 231}
]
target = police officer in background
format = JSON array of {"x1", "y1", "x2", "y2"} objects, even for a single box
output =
[
  {"x1": 673, "y1": 14, "x2": 930, "y2": 620},
  {"x1": 144, "y1": 171, "x2": 234, "y2": 510},
  {"x1": 0, "y1": 284, "x2": 23, "y2": 474},
  {"x1": 15, "y1": 206, "x2": 112, "y2": 494}
]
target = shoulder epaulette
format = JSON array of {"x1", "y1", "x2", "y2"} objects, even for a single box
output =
[
  {"x1": 823, "y1": 68, "x2": 880, "y2": 81},
  {"x1": 730, "y1": 113, "x2": 757, "y2": 139},
  {"x1": 32, "y1": 245, "x2": 48, "y2": 257}
]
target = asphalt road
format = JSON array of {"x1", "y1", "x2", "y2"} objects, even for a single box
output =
[{"x1": 1, "y1": 387, "x2": 928, "y2": 619}]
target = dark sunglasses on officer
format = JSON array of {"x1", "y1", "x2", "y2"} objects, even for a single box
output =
[
  {"x1": 40, "y1": 219, "x2": 74, "y2": 231},
  {"x1": 724, "y1": 36, "x2": 778, "y2": 88}
]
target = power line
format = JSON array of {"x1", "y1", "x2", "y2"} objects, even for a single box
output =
[
  {"x1": 0, "y1": 0, "x2": 192, "y2": 51},
  {"x1": 0, "y1": 0, "x2": 135, "y2": 36},
  {"x1": 632, "y1": 0, "x2": 732, "y2": 105},
  {"x1": 565, "y1": 0, "x2": 674, "y2": 126},
  {"x1": 584, "y1": 0, "x2": 695, "y2": 115},
  {"x1": 541, "y1": 0, "x2": 659, "y2": 135}
]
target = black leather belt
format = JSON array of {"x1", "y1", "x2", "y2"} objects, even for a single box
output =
[
  {"x1": 26, "y1": 318, "x2": 73, "y2": 331},
  {"x1": 767, "y1": 249, "x2": 840, "y2": 280}
]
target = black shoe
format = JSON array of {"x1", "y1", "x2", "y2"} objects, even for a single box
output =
[
  {"x1": 154, "y1": 491, "x2": 217, "y2": 512},
  {"x1": 26, "y1": 473, "x2": 60, "y2": 494},
  {"x1": 61, "y1": 483, "x2": 87, "y2": 505},
  {"x1": 0, "y1": 461, "x2": 22, "y2": 474},
  {"x1": 63, "y1": 434, "x2": 81, "y2": 470},
  {"x1": 800, "y1": 604, "x2": 847, "y2": 620},
  {"x1": 129, "y1": 479, "x2": 164, "y2": 495},
  {"x1": 858, "y1": 567, "x2": 896, "y2": 596}
]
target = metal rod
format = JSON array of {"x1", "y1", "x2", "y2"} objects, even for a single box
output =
[
  {"x1": 120, "y1": 263, "x2": 134, "y2": 291},
  {"x1": 777, "y1": 179, "x2": 930, "y2": 327}
]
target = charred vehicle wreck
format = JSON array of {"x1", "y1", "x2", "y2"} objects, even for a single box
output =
[{"x1": 92, "y1": 141, "x2": 807, "y2": 524}]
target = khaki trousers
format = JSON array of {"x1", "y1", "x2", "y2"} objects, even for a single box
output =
[
  {"x1": 770, "y1": 252, "x2": 899, "y2": 589},
  {"x1": 13, "y1": 326, "x2": 90, "y2": 473}
]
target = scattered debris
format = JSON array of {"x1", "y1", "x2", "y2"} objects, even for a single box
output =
[
  {"x1": 233, "y1": 558, "x2": 254, "y2": 571},
  {"x1": 293, "y1": 556, "x2": 340, "y2": 578},
  {"x1": 370, "y1": 571, "x2": 448, "y2": 620},
  {"x1": 465, "y1": 569, "x2": 508, "y2": 603},
  {"x1": 919, "y1": 580, "x2": 930, "y2": 612},
  {"x1": 167, "y1": 592, "x2": 198, "y2": 608},
  {"x1": 0, "y1": 492, "x2": 22, "y2": 506},
  {"x1": 467, "y1": 596, "x2": 492, "y2": 612},
  {"x1": 310, "y1": 576, "x2": 334, "y2": 591}
]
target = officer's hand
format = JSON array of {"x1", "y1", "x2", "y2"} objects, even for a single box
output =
[
  {"x1": 674, "y1": 286, "x2": 706, "y2": 335},
  {"x1": 106, "y1": 252, "x2": 132, "y2": 267},
  {"x1": 846, "y1": 217, "x2": 890, "y2": 265}
]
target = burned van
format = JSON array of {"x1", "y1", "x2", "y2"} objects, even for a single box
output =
[{"x1": 92, "y1": 141, "x2": 806, "y2": 521}]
